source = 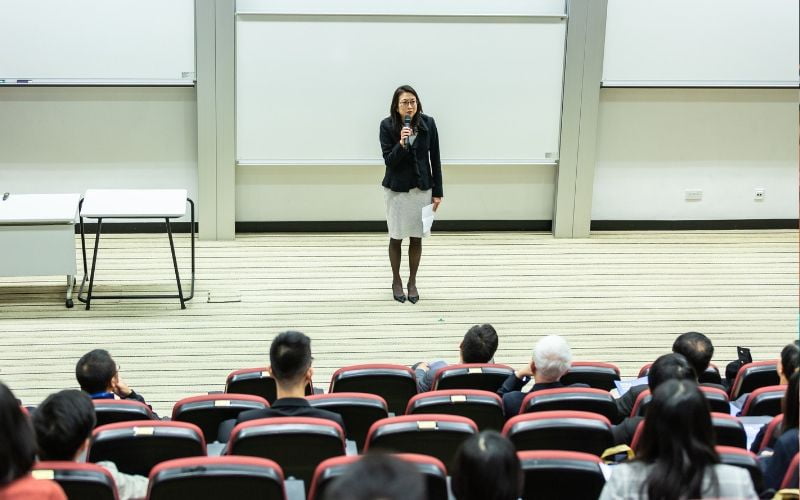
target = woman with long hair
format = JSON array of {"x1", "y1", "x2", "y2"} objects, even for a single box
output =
[
  {"x1": 599, "y1": 379, "x2": 757, "y2": 500},
  {"x1": 379, "y1": 85, "x2": 442, "y2": 304},
  {"x1": 451, "y1": 431, "x2": 522, "y2": 500},
  {"x1": 760, "y1": 371, "x2": 799, "y2": 490},
  {"x1": 0, "y1": 383, "x2": 65, "y2": 499}
]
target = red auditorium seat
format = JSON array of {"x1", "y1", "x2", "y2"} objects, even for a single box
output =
[
  {"x1": 226, "y1": 416, "x2": 345, "y2": 485},
  {"x1": 147, "y1": 456, "x2": 286, "y2": 500},
  {"x1": 519, "y1": 387, "x2": 620, "y2": 423},
  {"x1": 560, "y1": 361, "x2": 621, "y2": 391},
  {"x1": 711, "y1": 412, "x2": 747, "y2": 449},
  {"x1": 87, "y1": 420, "x2": 206, "y2": 476},
  {"x1": 630, "y1": 386, "x2": 729, "y2": 416},
  {"x1": 729, "y1": 360, "x2": 779, "y2": 400},
  {"x1": 406, "y1": 389, "x2": 505, "y2": 431},
  {"x1": 430, "y1": 363, "x2": 514, "y2": 393},
  {"x1": 757, "y1": 414, "x2": 784, "y2": 452},
  {"x1": 779, "y1": 452, "x2": 799, "y2": 489},
  {"x1": 502, "y1": 410, "x2": 613, "y2": 456},
  {"x1": 306, "y1": 392, "x2": 389, "y2": 451},
  {"x1": 328, "y1": 364, "x2": 417, "y2": 416},
  {"x1": 225, "y1": 367, "x2": 312, "y2": 404},
  {"x1": 171, "y1": 393, "x2": 269, "y2": 442},
  {"x1": 307, "y1": 454, "x2": 448, "y2": 500},
  {"x1": 740, "y1": 385, "x2": 785, "y2": 417},
  {"x1": 637, "y1": 362, "x2": 722, "y2": 385},
  {"x1": 517, "y1": 450, "x2": 606, "y2": 500},
  {"x1": 92, "y1": 399, "x2": 155, "y2": 427},
  {"x1": 33, "y1": 462, "x2": 118, "y2": 500},
  {"x1": 630, "y1": 389, "x2": 652, "y2": 417},
  {"x1": 364, "y1": 414, "x2": 477, "y2": 470},
  {"x1": 715, "y1": 445, "x2": 765, "y2": 494}
]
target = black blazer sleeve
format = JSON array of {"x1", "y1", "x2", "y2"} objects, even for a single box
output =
[
  {"x1": 428, "y1": 117, "x2": 443, "y2": 198},
  {"x1": 379, "y1": 119, "x2": 410, "y2": 170},
  {"x1": 497, "y1": 373, "x2": 529, "y2": 396}
]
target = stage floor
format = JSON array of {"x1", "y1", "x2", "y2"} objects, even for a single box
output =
[{"x1": 0, "y1": 230, "x2": 797, "y2": 414}]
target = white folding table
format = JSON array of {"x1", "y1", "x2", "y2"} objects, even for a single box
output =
[
  {"x1": 0, "y1": 193, "x2": 80, "y2": 308},
  {"x1": 78, "y1": 189, "x2": 195, "y2": 310}
]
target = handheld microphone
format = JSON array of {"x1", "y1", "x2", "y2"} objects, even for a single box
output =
[{"x1": 403, "y1": 114, "x2": 411, "y2": 146}]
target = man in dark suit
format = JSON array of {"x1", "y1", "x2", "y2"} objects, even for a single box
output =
[
  {"x1": 219, "y1": 331, "x2": 344, "y2": 442},
  {"x1": 498, "y1": 335, "x2": 587, "y2": 417}
]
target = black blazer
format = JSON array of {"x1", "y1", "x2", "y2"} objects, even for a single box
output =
[{"x1": 379, "y1": 113, "x2": 443, "y2": 198}]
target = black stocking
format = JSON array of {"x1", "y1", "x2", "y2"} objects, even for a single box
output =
[
  {"x1": 389, "y1": 238, "x2": 403, "y2": 295},
  {"x1": 408, "y1": 237, "x2": 422, "y2": 296}
]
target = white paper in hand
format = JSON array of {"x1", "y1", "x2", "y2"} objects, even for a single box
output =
[{"x1": 422, "y1": 203, "x2": 435, "y2": 237}]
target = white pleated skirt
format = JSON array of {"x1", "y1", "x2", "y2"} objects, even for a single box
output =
[{"x1": 384, "y1": 187, "x2": 432, "y2": 240}]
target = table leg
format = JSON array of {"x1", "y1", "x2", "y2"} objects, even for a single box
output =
[
  {"x1": 166, "y1": 218, "x2": 186, "y2": 309},
  {"x1": 86, "y1": 218, "x2": 103, "y2": 310}
]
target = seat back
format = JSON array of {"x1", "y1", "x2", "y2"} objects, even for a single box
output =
[
  {"x1": 148, "y1": 456, "x2": 286, "y2": 500},
  {"x1": 307, "y1": 392, "x2": 389, "y2": 451},
  {"x1": 227, "y1": 416, "x2": 345, "y2": 485},
  {"x1": 406, "y1": 389, "x2": 505, "y2": 431},
  {"x1": 780, "y1": 453, "x2": 799, "y2": 489},
  {"x1": 520, "y1": 387, "x2": 620, "y2": 423},
  {"x1": 518, "y1": 450, "x2": 605, "y2": 500},
  {"x1": 699, "y1": 386, "x2": 731, "y2": 414},
  {"x1": 559, "y1": 362, "x2": 620, "y2": 391},
  {"x1": 329, "y1": 364, "x2": 417, "y2": 416},
  {"x1": 172, "y1": 394, "x2": 269, "y2": 442},
  {"x1": 729, "y1": 360, "x2": 779, "y2": 400},
  {"x1": 759, "y1": 414, "x2": 785, "y2": 452},
  {"x1": 87, "y1": 421, "x2": 206, "y2": 476},
  {"x1": 33, "y1": 462, "x2": 118, "y2": 500},
  {"x1": 92, "y1": 399, "x2": 155, "y2": 427},
  {"x1": 364, "y1": 414, "x2": 478, "y2": 470},
  {"x1": 431, "y1": 363, "x2": 514, "y2": 393},
  {"x1": 225, "y1": 367, "x2": 312, "y2": 404},
  {"x1": 638, "y1": 363, "x2": 721, "y2": 384},
  {"x1": 502, "y1": 411, "x2": 613, "y2": 456},
  {"x1": 741, "y1": 385, "x2": 785, "y2": 416},
  {"x1": 715, "y1": 445, "x2": 765, "y2": 494},
  {"x1": 307, "y1": 454, "x2": 448, "y2": 500},
  {"x1": 711, "y1": 412, "x2": 747, "y2": 449},
  {"x1": 630, "y1": 389, "x2": 652, "y2": 417}
]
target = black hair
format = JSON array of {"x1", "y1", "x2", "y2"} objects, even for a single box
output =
[
  {"x1": 324, "y1": 453, "x2": 426, "y2": 500},
  {"x1": 781, "y1": 371, "x2": 799, "y2": 433},
  {"x1": 389, "y1": 85, "x2": 423, "y2": 135},
  {"x1": 637, "y1": 379, "x2": 719, "y2": 500},
  {"x1": 33, "y1": 390, "x2": 96, "y2": 461},
  {"x1": 780, "y1": 342, "x2": 799, "y2": 380},
  {"x1": 0, "y1": 383, "x2": 36, "y2": 486},
  {"x1": 461, "y1": 324, "x2": 499, "y2": 364},
  {"x1": 672, "y1": 332, "x2": 714, "y2": 377},
  {"x1": 647, "y1": 353, "x2": 696, "y2": 391},
  {"x1": 76, "y1": 349, "x2": 116, "y2": 394},
  {"x1": 451, "y1": 431, "x2": 522, "y2": 500},
  {"x1": 270, "y1": 331, "x2": 312, "y2": 382}
]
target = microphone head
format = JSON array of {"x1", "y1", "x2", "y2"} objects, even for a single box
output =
[{"x1": 404, "y1": 114, "x2": 411, "y2": 126}]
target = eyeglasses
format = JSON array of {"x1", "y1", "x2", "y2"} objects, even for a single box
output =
[{"x1": 399, "y1": 100, "x2": 417, "y2": 107}]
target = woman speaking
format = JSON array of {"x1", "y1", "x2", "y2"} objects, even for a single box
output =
[{"x1": 379, "y1": 85, "x2": 443, "y2": 304}]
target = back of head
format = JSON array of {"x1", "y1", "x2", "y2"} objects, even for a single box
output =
[
  {"x1": 33, "y1": 390, "x2": 96, "y2": 461},
  {"x1": 780, "y1": 342, "x2": 800, "y2": 380},
  {"x1": 76, "y1": 349, "x2": 116, "y2": 394},
  {"x1": 0, "y1": 383, "x2": 36, "y2": 486},
  {"x1": 451, "y1": 431, "x2": 522, "y2": 500},
  {"x1": 461, "y1": 324, "x2": 499, "y2": 363},
  {"x1": 672, "y1": 332, "x2": 714, "y2": 377},
  {"x1": 323, "y1": 453, "x2": 425, "y2": 500},
  {"x1": 647, "y1": 353, "x2": 696, "y2": 391},
  {"x1": 782, "y1": 371, "x2": 799, "y2": 431},
  {"x1": 638, "y1": 379, "x2": 718, "y2": 500},
  {"x1": 532, "y1": 335, "x2": 572, "y2": 381},
  {"x1": 269, "y1": 331, "x2": 312, "y2": 383}
]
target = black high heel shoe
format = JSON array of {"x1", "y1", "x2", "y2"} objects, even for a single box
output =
[
  {"x1": 392, "y1": 283, "x2": 406, "y2": 303},
  {"x1": 407, "y1": 284, "x2": 419, "y2": 304}
]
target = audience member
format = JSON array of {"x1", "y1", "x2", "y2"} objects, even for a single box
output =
[
  {"x1": 611, "y1": 353, "x2": 696, "y2": 445},
  {"x1": 599, "y1": 379, "x2": 757, "y2": 500},
  {"x1": 75, "y1": 349, "x2": 153, "y2": 409},
  {"x1": 413, "y1": 324, "x2": 498, "y2": 392},
  {"x1": 219, "y1": 331, "x2": 344, "y2": 442},
  {"x1": 32, "y1": 389, "x2": 147, "y2": 500},
  {"x1": 0, "y1": 383, "x2": 66, "y2": 500},
  {"x1": 323, "y1": 453, "x2": 425, "y2": 500},
  {"x1": 759, "y1": 371, "x2": 799, "y2": 491},
  {"x1": 777, "y1": 342, "x2": 799, "y2": 384},
  {"x1": 451, "y1": 431, "x2": 522, "y2": 500},
  {"x1": 498, "y1": 335, "x2": 586, "y2": 417}
]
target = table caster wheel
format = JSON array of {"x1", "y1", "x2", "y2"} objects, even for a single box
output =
[{"x1": 66, "y1": 299, "x2": 74, "y2": 308}]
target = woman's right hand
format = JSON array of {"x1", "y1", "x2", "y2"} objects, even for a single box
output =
[{"x1": 399, "y1": 126, "x2": 412, "y2": 146}]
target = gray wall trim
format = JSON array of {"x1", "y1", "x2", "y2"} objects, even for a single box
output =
[
  {"x1": 553, "y1": 0, "x2": 607, "y2": 238},
  {"x1": 195, "y1": 0, "x2": 217, "y2": 240},
  {"x1": 215, "y1": 0, "x2": 237, "y2": 240}
]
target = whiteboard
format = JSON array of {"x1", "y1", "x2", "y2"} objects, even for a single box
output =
[
  {"x1": 603, "y1": 0, "x2": 800, "y2": 87},
  {"x1": 235, "y1": 2, "x2": 567, "y2": 165},
  {"x1": 0, "y1": 0, "x2": 195, "y2": 84}
]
